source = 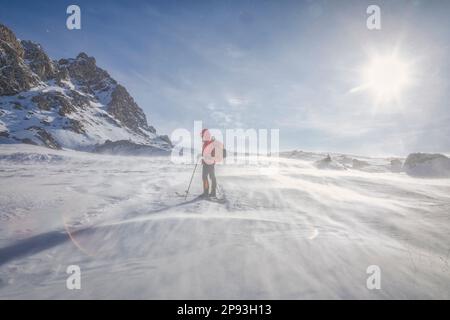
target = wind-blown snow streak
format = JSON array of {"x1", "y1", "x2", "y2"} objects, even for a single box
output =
[{"x1": 0, "y1": 145, "x2": 449, "y2": 299}]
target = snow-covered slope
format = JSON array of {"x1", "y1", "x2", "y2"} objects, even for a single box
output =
[
  {"x1": 0, "y1": 24, "x2": 171, "y2": 152},
  {"x1": 0, "y1": 145, "x2": 449, "y2": 299}
]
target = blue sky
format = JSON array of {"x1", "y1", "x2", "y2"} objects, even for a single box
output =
[{"x1": 1, "y1": 0, "x2": 449, "y2": 156}]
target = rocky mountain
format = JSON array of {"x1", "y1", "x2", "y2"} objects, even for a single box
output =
[{"x1": 0, "y1": 23, "x2": 171, "y2": 152}]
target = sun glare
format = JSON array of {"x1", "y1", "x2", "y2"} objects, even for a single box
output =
[
  {"x1": 364, "y1": 55, "x2": 411, "y2": 101},
  {"x1": 352, "y1": 52, "x2": 414, "y2": 104}
]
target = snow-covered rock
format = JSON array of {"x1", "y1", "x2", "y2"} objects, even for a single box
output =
[
  {"x1": 0, "y1": 24, "x2": 170, "y2": 152},
  {"x1": 0, "y1": 24, "x2": 40, "y2": 95},
  {"x1": 314, "y1": 154, "x2": 347, "y2": 170},
  {"x1": 403, "y1": 153, "x2": 450, "y2": 178},
  {"x1": 352, "y1": 158, "x2": 369, "y2": 169},
  {"x1": 22, "y1": 40, "x2": 56, "y2": 81},
  {"x1": 0, "y1": 152, "x2": 65, "y2": 164},
  {"x1": 281, "y1": 150, "x2": 323, "y2": 161},
  {"x1": 93, "y1": 139, "x2": 171, "y2": 156},
  {"x1": 390, "y1": 159, "x2": 403, "y2": 173}
]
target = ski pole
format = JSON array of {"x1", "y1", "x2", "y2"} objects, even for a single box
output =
[{"x1": 185, "y1": 157, "x2": 201, "y2": 200}]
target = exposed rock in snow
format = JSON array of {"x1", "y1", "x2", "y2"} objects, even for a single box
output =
[
  {"x1": 390, "y1": 159, "x2": 403, "y2": 173},
  {"x1": 314, "y1": 154, "x2": 347, "y2": 170},
  {"x1": 21, "y1": 40, "x2": 55, "y2": 81},
  {"x1": 281, "y1": 150, "x2": 402, "y2": 173},
  {"x1": 0, "y1": 24, "x2": 170, "y2": 152},
  {"x1": 352, "y1": 158, "x2": 369, "y2": 169},
  {"x1": 403, "y1": 153, "x2": 450, "y2": 178},
  {"x1": 0, "y1": 24, "x2": 24, "y2": 56},
  {"x1": 0, "y1": 24, "x2": 40, "y2": 95},
  {"x1": 158, "y1": 134, "x2": 173, "y2": 147},
  {"x1": 280, "y1": 150, "x2": 332, "y2": 162},
  {"x1": 93, "y1": 139, "x2": 171, "y2": 156},
  {"x1": 0, "y1": 151, "x2": 65, "y2": 164},
  {"x1": 335, "y1": 154, "x2": 354, "y2": 166},
  {"x1": 107, "y1": 84, "x2": 156, "y2": 136},
  {"x1": 27, "y1": 126, "x2": 61, "y2": 149}
]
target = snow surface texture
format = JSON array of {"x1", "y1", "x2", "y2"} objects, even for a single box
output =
[{"x1": 0, "y1": 144, "x2": 449, "y2": 299}]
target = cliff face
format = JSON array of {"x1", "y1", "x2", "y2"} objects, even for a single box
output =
[
  {"x1": 0, "y1": 25, "x2": 40, "y2": 95},
  {"x1": 0, "y1": 24, "x2": 171, "y2": 151}
]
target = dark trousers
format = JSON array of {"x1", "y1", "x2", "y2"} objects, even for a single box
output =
[{"x1": 202, "y1": 163, "x2": 216, "y2": 196}]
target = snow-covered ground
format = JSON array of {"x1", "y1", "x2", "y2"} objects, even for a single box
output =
[{"x1": 0, "y1": 144, "x2": 449, "y2": 299}]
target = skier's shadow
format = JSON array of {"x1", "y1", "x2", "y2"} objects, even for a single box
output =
[
  {"x1": 126, "y1": 195, "x2": 205, "y2": 218},
  {"x1": 0, "y1": 197, "x2": 212, "y2": 266},
  {"x1": 135, "y1": 194, "x2": 228, "y2": 217},
  {"x1": 0, "y1": 230, "x2": 75, "y2": 266}
]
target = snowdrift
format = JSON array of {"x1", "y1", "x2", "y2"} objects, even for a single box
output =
[{"x1": 0, "y1": 152, "x2": 65, "y2": 164}]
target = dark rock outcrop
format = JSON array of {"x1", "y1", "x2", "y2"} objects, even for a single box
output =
[
  {"x1": 403, "y1": 153, "x2": 450, "y2": 178},
  {"x1": 21, "y1": 40, "x2": 55, "y2": 81},
  {"x1": 26, "y1": 126, "x2": 61, "y2": 150},
  {"x1": 107, "y1": 85, "x2": 155, "y2": 136},
  {"x1": 390, "y1": 159, "x2": 403, "y2": 173},
  {"x1": 0, "y1": 24, "x2": 40, "y2": 96},
  {"x1": 93, "y1": 140, "x2": 170, "y2": 156}
]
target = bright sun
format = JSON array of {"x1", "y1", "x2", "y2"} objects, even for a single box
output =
[{"x1": 352, "y1": 52, "x2": 413, "y2": 103}]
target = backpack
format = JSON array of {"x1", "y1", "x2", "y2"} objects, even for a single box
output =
[{"x1": 210, "y1": 147, "x2": 226, "y2": 159}]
